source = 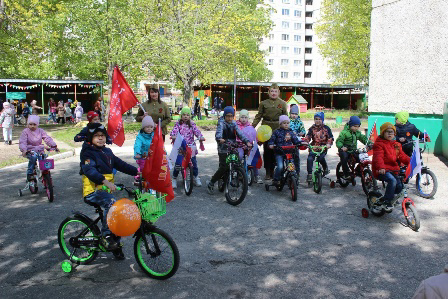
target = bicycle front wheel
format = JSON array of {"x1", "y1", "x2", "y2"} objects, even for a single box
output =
[
  {"x1": 43, "y1": 172, "x2": 54, "y2": 202},
  {"x1": 288, "y1": 175, "x2": 298, "y2": 202},
  {"x1": 182, "y1": 165, "x2": 194, "y2": 196},
  {"x1": 225, "y1": 166, "x2": 248, "y2": 206},
  {"x1": 361, "y1": 168, "x2": 377, "y2": 196},
  {"x1": 313, "y1": 171, "x2": 322, "y2": 194},
  {"x1": 416, "y1": 168, "x2": 437, "y2": 199},
  {"x1": 134, "y1": 227, "x2": 180, "y2": 280},
  {"x1": 404, "y1": 203, "x2": 420, "y2": 231}
]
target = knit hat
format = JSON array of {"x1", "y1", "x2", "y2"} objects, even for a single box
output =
[
  {"x1": 142, "y1": 116, "x2": 154, "y2": 128},
  {"x1": 279, "y1": 115, "x2": 290, "y2": 125},
  {"x1": 380, "y1": 122, "x2": 396, "y2": 137},
  {"x1": 290, "y1": 105, "x2": 299, "y2": 114},
  {"x1": 3, "y1": 102, "x2": 10, "y2": 108},
  {"x1": 87, "y1": 111, "x2": 99, "y2": 123},
  {"x1": 181, "y1": 107, "x2": 191, "y2": 115},
  {"x1": 77, "y1": 102, "x2": 81, "y2": 107},
  {"x1": 86, "y1": 123, "x2": 108, "y2": 144},
  {"x1": 314, "y1": 112, "x2": 325, "y2": 122},
  {"x1": 223, "y1": 106, "x2": 235, "y2": 116},
  {"x1": 27, "y1": 115, "x2": 40, "y2": 126},
  {"x1": 239, "y1": 109, "x2": 249, "y2": 118},
  {"x1": 348, "y1": 116, "x2": 361, "y2": 127},
  {"x1": 395, "y1": 111, "x2": 409, "y2": 124}
]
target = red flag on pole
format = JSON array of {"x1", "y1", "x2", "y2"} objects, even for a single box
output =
[
  {"x1": 142, "y1": 121, "x2": 175, "y2": 203},
  {"x1": 367, "y1": 120, "x2": 378, "y2": 156},
  {"x1": 107, "y1": 66, "x2": 139, "y2": 146}
]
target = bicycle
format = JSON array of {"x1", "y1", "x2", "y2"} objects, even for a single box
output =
[
  {"x1": 336, "y1": 146, "x2": 377, "y2": 196},
  {"x1": 307, "y1": 145, "x2": 334, "y2": 194},
  {"x1": 265, "y1": 145, "x2": 299, "y2": 202},
  {"x1": 364, "y1": 167, "x2": 420, "y2": 231},
  {"x1": 58, "y1": 179, "x2": 180, "y2": 279},
  {"x1": 217, "y1": 141, "x2": 249, "y2": 206},
  {"x1": 240, "y1": 147, "x2": 255, "y2": 187},
  {"x1": 18, "y1": 147, "x2": 58, "y2": 202}
]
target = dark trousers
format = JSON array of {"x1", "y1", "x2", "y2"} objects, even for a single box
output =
[
  {"x1": 57, "y1": 117, "x2": 65, "y2": 124},
  {"x1": 204, "y1": 109, "x2": 209, "y2": 117},
  {"x1": 307, "y1": 151, "x2": 327, "y2": 174},
  {"x1": 210, "y1": 153, "x2": 228, "y2": 184},
  {"x1": 263, "y1": 142, "x2": 275, "y2": 174},
  {"x1": 378, "y1": 172, "x2": 403, "y2": 201}
]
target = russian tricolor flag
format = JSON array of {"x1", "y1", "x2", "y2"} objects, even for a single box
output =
[
  {"x1": 405, "y1": 139, "x2": 422, "y2": 180},
  {"x1": 247, "y1": 143, "x2": 262, "y2": 169}
]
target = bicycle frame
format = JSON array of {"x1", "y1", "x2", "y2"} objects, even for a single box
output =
[{"x1": 309, "y1": 145, "x2": 327, "y2": 181}]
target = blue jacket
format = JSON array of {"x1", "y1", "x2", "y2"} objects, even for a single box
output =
[
  {"x1": 395, "y1": 121, "x2": 423, "y2": 144},
  {"x1": 80, "y1": 142, "x2": 137, "y2": 191},
  {"x1": 215, "y1": 119, "x2": 250, "y2": 153},
  {"x1": 268, "y1": 127, "x2": 301, "y2": 152},
  {"x1": 134, "y1": 130, "x2": 154, "y2": 157},
  {"x1": 290, "y1": 118, "x2": 306, "y2": 136},
  {"x1": 74, "y1": 126, "x2": 112, "y2": 144}
]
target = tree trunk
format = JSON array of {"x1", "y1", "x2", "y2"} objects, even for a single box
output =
[{"x1": 183, "y1": 76, "x2": 195, "y2": 106}]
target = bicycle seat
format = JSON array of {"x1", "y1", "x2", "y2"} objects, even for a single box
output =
[{"x1": 83, "y1": 198, "x2": 103, "y2": 212}]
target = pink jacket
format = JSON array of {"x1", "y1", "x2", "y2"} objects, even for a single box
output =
[
  {"x1": 170, "y1": 120, "x2": 203, "y2": 146},
  {"x1": 236, "y1": 120, "x2": 251, "y2": 144},
  {"x1": 412, "y1": 265, "x2": 448, "y2": 299},
  {"x1": 19, "y1": 128, "x2": 57, "y2": 153}
]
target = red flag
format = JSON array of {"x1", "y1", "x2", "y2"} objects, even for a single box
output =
[
  {"x1": 367, "y1": 120, "x2": 378, "y2": 156},
  {"x1": 181, "y1": 146, "x2": 192, "y2": 169},
  {"x1": 107, "y1": 66, "x2": 139, "y2": 146},
  {"x1": 142, "y1": 122, "x2": 175, "y2": 203}
]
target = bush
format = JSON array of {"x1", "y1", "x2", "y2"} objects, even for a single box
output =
[{"x1": 300, "y1": 109, "x2": 368, "y2": 120}]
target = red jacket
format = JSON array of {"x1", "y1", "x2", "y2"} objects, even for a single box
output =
[{"x1": 372, "y1": 137, "x2": 410, "y2": 178}]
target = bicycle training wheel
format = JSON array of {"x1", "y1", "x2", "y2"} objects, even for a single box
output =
[
  {"x1": 404, "y1": 203, "x2": 420, "y2": 231},
  {"x1": 361, "y1": 168, "x2": 377, "y2": 196},
  {"x1": 58, "y1": 216, "x2": 100, "y2": 265},
  {"x1": 288, "y1": 176, "x2": 298, "y2": 202},
  {"x1": 225, "y1": 166, "x2": 248, "y2": 206},
  {"x1": 134, "y1": 227, "x2": 180, "y2": 280},
  {"x1": 415, "y1": 168, "x2": 437, "y2": 199},
  {"x1": 367, "y1": 191, "x2": 385, "y2": 217},
  {"x1": 182, "y1": 165, "x2": 194, "y2": 196},
  {"x1": 43, "y1": 173, "x2": 54, "y2": 202},
  {"x1": 336, "y1": 163, "x2": 349, "y2": 188},
  {"x1": 313, "y1": 170, "x2": 322, "y2": 194}
]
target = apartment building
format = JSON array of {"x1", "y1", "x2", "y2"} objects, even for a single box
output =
[{"x1": 261, "y1": 0, "x2": 330, "y2": 84}]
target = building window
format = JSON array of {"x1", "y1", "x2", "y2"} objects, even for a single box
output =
[
  {"x1": 306, "y1": 0, "x2": 313, "y2": 4},
  {"x1": 294, "y1": 47, "x2": 301, "y2": 55},
  {"x1": 293, "y1": 72, "x2": 301, "y2": 78},
  {"x1": 281, "y1": 34, "x2": 289, "y2": 41},
  {"x1": 282, "y1": 21, "x2": 290, "y2": 29},
  {"x1": 294, "y1": 35, "x2": 301, "y2": 41},
  {"x1": 294, "y1": 10, "x2": 302, "y2": 17},
  {"x1": 305, "y1": 60, "x2": 312, "y2": 66},
  {"x1": 281, "y1": 59, "x2": 289, "y2": 65},
  {"x1": 305, "y1": 35, "x2": 312, "y2": 42},
  {"x1": 294, "y1": 60, "x2": 301, "y2": 66},
  {"x1": 281, "y1": 72, "x2": 289, "y2": 79},
  {"x1": 281, "y1": 46, "x2": 289, "y2": 54},
  {"x1": 305, "y1": 11, "x2": 313, "y2": 17},
  {"x1": 305, "y1": 47, "x2": 312, "y2": 53},
  {"x1": 295, "y1": 0, "x2": 302, "y2": 4},
  {"x1": 304, "y1": 72, "x2": 312, "y2": 78},
  {"x1": 282, "y1": 0, "x2": 290, "y2": 3},
  {"x1": 269, "y1": 34, "x2": 274, "y2": 40},
  {"x1": 294, "y1": 23, "x2": 301, "y2": 30},
  {"x1": 268, "y1": 59, "x2": 274, "y2": 65},
  {"x1": 269, "y1": 46, "x2": 274, "y2": 53},
  {"x1": 305, "y1": 23, "x2": 313, "y2": 29},
  {"x1": 282, "y1": 9, "x2": 290, "y2": 16}
]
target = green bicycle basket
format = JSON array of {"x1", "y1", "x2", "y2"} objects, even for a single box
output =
[
  {"x1": 134, "y1": 193, "x2": 167, "y2": 223},
  {"x1": 226, "y1": 153, "x2": 239, "y2": 165}
]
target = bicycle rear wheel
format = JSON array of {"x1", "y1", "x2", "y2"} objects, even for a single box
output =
[
  {"x1": 182, "y1": 165, "x2": 194, "y2": 196},
  {"x1": 225, "y1": 166, "x2": 248, "y2": 206},
  {"x1": 336, "y1": 163, "x2": 350, "y2": 188},
  {"x1": 404, "y1": 203, "x2": 420, "y2": 231},
  {"x1": 247, "y1": 168, "x2": 255, "y2": 187},
  {"x1": 134, "y1": 227, "x2": 180, "y2": 280},
  {"x1": 43, "y1": 172, "x2": 54, "y2": 202},
  {"x1": 361, "y1": 168, "x2": 377, "y2": 196},
  {"x1": 415, "y1": 168, "x2": 437, "y2": 199},
  {"x1": 29, "y1": 178, "x2": 38, "y2": 194}
]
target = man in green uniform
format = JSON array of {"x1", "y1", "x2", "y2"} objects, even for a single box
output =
[{"x1": 252, "y1": 83, "x2": 288, "y2": 180}]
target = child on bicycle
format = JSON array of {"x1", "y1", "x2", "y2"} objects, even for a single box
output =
[
  {"x1": 1, "y1": 101, "x2": 15, "y2": 145},
  {"x1": 268, "y1": 115, "x2": 302, "y2": 186},
  {"x1": 236, "y1": 109, "x2": 263, "y2": 184},
  {"x1": 134, "y1": 115, "x2": 155, "y2": 174},
  {"x1": 289, "y1": 105, "x2": 306, "y2": 179},
  {"x1": 395, "y1": 111, "x2": 425, "y2": 157},
  {"x1": 372, "y1": 122, "x2": 410, "y2": 211},
  {"x1": 207, "y1": 106, "x2": 252, "y2": 194},
  {"x1": 170, "y1": 107, "x2": 205, "y2": 188},
  {"x1": 19, "y1": 115, "x2": 58, "y2": 181},
  {"x1": 336, "y1": 116, "x2": 371, "y2": 179},
  {"x1": 81, "y1": 123, "x2": 139, "y2": 258},
  {"x1": 304, "y1": 112, "x2": 333, "y2": 183}
]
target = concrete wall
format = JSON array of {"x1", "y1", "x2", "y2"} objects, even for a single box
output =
[{"x1": 369, "y1": 0, "x2": 448, "y2": 115}]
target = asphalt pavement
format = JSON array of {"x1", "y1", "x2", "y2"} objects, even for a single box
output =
[{"x1": 1, "y1": 131, "x2": 447, "y2": 299}]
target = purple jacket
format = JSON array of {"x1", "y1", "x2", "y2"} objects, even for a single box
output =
[
  {"x1": 170, "y1": 120, "x2": 203, "y2": 146},
  {"x1": 19, "y1": 128, "x2": 57, "y2": 153}
]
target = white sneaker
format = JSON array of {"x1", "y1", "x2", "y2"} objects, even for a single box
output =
[
  {"x1": 172, "y1": 178, "x2": 177, "y2": 189},
  {"x1": 256, "y1": 175, "x2": 264, "y2": 184},
  {"x1": 194, "y1": 176, "x2": 202, "y2": 186}
]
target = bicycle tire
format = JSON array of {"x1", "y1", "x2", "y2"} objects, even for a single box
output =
[
  {"x1": 247, "y1": 168, "x2": 255, "y2": 187},
  {"x1": 43, "y1": 173, "x2": 54, "y2": 202},
  {"x1": 134, "y1": 227, "x2": 180, "y2": 280},
  {"x1": 29, "y1": 178, "x2": 38, "y2": 194},
  {"x1": 225, "y1": 166, "x2": 248, "y2": 206},
  {"x1": 183, "y1": 165, "x2": 194, "y2": 196},
  {"x1": 313, "y1": 170, "x2": 322, "y2": 194},
  {"x1": 361, "y1": 168, "x2": 377, "y2": 196},
  {"x1": 289, "y1": 175, "x2": 298, "y2": 202},
  {"x1": 405, "y1": 203, "x2": 420, "y2": 231},
  {"x1": 336, "y1": 163, "x2": 350, "y2": 188},
  {"x1": 367, "y1": 191, "x2": 385, "y2": 217},
  {"x1": 58, "y1": 216, "x2": 100, "y2": 265},
  {"x1": 415, "y1": 168, "x2": 437, "y2": 199}
]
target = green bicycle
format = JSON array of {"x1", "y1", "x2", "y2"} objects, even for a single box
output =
[{"x1": 308, "y1": 145, "x2": 334, "y2": 194}]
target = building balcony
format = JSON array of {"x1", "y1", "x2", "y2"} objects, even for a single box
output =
[
  {"x1": 305, "y1": 17, "x2": 314, "y2": 24},
  {"x1": 305, "y1": 29, "x2": 313, "y2": 36},
  {"x1": 305, "y1": 5, "x2": 314, "y2": 12},
  {"x1": 304, "y1": 53, "x2": 313, "y2": 60},
  {"x1": 305, "y1": 41, "x2": 314, "y2": 48},
  {"x1": 304, "y1": 65, "x2": 313, "y2": 72}
]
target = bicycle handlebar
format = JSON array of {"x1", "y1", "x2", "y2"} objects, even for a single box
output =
[{"x1": 308, "y1": 144, "x2": 327, "y2": 154}]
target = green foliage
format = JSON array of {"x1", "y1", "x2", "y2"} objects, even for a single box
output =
[
  {"x1": 315, "y1": 0, "x2": 372, "y2": 85},
  {"x1": 300, "y1": 109, "x2": 369, "y2": 120}
]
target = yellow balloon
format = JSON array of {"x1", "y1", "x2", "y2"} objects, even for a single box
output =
[{"x1": 256, "y1": 125, "x2": 272, "y2": 143}]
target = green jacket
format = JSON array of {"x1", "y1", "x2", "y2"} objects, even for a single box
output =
[{"x1": 336, "y1": 124, "x2": 369, "y2": 152}]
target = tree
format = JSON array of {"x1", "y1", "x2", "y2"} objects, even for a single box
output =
[{"x1": 315, "y1": 0, "x2": 371, "y2": 85}]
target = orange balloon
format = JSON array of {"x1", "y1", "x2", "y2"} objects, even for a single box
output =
[{"x1": 107, "y1": 198, "x2": 141, "y2": 237}]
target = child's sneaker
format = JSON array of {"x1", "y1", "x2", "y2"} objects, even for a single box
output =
[
  {"x1": 172, "y1": 177, "x2": 177, "y2": 189},
  {"x1": 256, "y1": 175, "x2": 264, "y2": 184},
  {"x1": 306, "y1": 174, "x2": 312, "y2": 182},
  {"x1": 206, "y1": 180, "x2": 214, "y2": 194},
  {"x1": 194, "y1": 176, "x2": 202, "y2": 187},
  {"x1": 323, "y1": 168, "x2": 330, "y2": 176},
  {"x1": 101, "y1": 235, "x2": 119, "y2": 251},
  {"x1": 112, "y1": 247, "x2": 125, "y2": 260}
]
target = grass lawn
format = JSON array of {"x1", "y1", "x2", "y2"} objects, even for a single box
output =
[{"x1": 0, "y1": 148, "x2": 69, "y2": 168}]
